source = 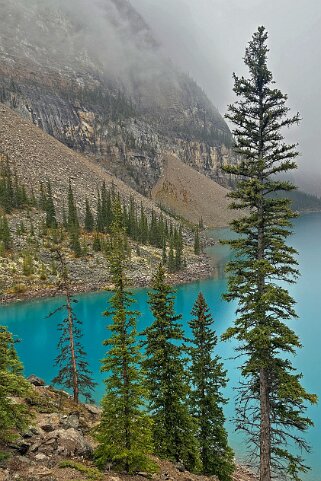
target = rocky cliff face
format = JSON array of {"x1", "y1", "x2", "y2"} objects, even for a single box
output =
[{"x1": 0, "y1": 0, "x2": 234, "y2": 196}]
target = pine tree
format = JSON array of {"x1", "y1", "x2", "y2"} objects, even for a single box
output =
[
  {"x1": 174, "y1": 226, "x2": 183, "y2": 270},
  {"x1": 222, "y1": 26, "x2": 317, "y2": 481},
  {"x1": 189, "y1": 293, "x2": 234, "y2": 480},
  {"x1": 93, "y1": 232, "x2": 101, "y2": 252},
  {"x1": 0, "y1": 326, "x2": 32, "y2": 443},
  {"x1": 168, "y1": 239, "x2": 176, "y2": 273},
  {"x1": 48, "y1": 250, "x2": 96, "y2": 403},
  {"x1": 162, "y1": 239, "x2": 167, "y2": 265},
  {"x1": 0, "y1": 154, "x2": 14, "y2": 213},
  {"x1": 96, "y1": 191, "x2": 104, "y2": 233},
  {"x1": 45, "y1": 180, "x2": 57, "y2": 229},
  {"x1": 62, "y1": 202, "x2": 68, "y2": 230},
  {"x1": 69, "y1": 226, "x2": 82, "y2": 257},
  {"x1": 143, "y1": 264, "x2": 200, "y2": 471},
  {"x1": 194, "y1": 228, "x2": 201, "y2": 255},
  {"x1": 38, "y1": 181, "x2": 47, "y2": 212},
  {"x1": 84, "y1": 198, "x2": 94, "y2": 232},
  {"x1": 95, "y1": 198, "x2": 154, "y2": 473},
  {"x1": 100, "y1": 182, "x2": 109, "y2": 232},
  {"x1": 0, "y1": 215, "x2": 11, "y2": 250},
  {"x1": 67, "y1": 181, "x2": 79, "y2": 231}
]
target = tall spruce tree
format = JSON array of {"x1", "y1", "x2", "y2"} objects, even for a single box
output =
[
  {"x1": 0, "y1": 215, "x2": 11, "y2": 250},
  {"x1": 95, "y1": 198, "x2": 154, "y2": 473},
  {"x1": 189, "y1": 293, "x2": 234, "y2": 481},
  {"x1": 194, "y1": 228, "x2": 201, "y2": 255},
  {"x1": 143, "y1": 264, "x2": 200, "y2": 471},
  {"x1": 0, "y1": 326, "x2": 32, "y2": 442},
  {"x1": 48, "y1": 250, "x2": 96, "y2": 403},
  {"x1": 84, "y1": 198, "x2": 94, "y2": 232},
  {"x1": 222, "y1": 26, "x2": 317, "y2": 481},
  {"x1": 67, "y1": 181, "x2": 79, "y2": 231},
  {"x1": 45, "y1": 180, "x2": 57, "y2": 229}
]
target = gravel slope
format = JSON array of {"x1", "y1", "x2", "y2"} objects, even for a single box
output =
[{"x1": 152, "y1": 154, "x2": 236, "y2": 228}]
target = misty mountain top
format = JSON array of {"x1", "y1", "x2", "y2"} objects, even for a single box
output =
[
  {"x1": 0, "y1": 0, "x2": 229, "y2": 138},
  {"x1": 0, "y1": 0, "x2": 157, "y2": 78}
]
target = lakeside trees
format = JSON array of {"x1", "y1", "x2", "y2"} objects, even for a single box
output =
[
  {"x1": 189, "y1": 293, "x2": 234, "y2": 480},
  {"x1": 49, "y1": 250, "x2": 96, "y2": 404},
  {"x1": 222, "y1": 26, "x2": 317, "y2": 481},
  {"x1": 95, "y1": 199, "x2": 154, "y2": 473},
  {"x1": 143, "y1": 264, "x2": 200, "y2": 472},
  {"x1": 0, "y1": 326, "x2": 32, "y2": 443}
]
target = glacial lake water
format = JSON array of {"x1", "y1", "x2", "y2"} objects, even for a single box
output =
[{"x1": 0, "y1": 212, "x2": 320, "y2": 480}]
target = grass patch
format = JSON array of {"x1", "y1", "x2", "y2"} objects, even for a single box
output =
[
  {"x1": 59, "y1": 460, "x2": 103, "y2": 480},
  {"x1": 0, "y1": 451, "x2": 11, "y2": 468}
]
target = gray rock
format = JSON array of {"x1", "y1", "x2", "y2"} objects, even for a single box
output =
[
  {"x1": 39, "y1": 428, "x2": 92, "y2": 458},
  {"x1": 175, "y1": 462, "x2": 186, "y2": 472},
  {"x1": 35, "y1": 453, "x2": 49, "y2": 461},
  {"x1": 27, "y1": 375, "x2": 45, "y2": 387},
  {"x1": 84, "y1": 403, "x2": 102, "y2": 416},
  {"x1": 41, "y1": 424, "x2": 55, "y2": 433},
  {"x1": 60, "y1": 412, "x2": 80, "y2": 429}
]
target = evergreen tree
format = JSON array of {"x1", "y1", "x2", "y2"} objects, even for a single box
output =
[
  {"x1": 174, "y1": 226, "x2": 183, "y2": 270},
  {"x1": 194, "y1": 228, "x2": 201, "y2": 255},
  {"x1": 189, "y1": 293, "x2": 234, "y2": 480},
  {"x1": 96, "y1": 191, "x2": 104, "y2": 233},
  {"x1": 0, "y1": 155, "x2": 14, "y2": 212},
  {"x1": 69, "y1": 226, "x2": 82, "y2": 257},
  {"x1": 0, "y1": 154, "x2": 29, "y2": 212},
  {"x1": 222, "y1": 26, "x2": 317, "y2": 481},
  {"x1": 168, "y1": 239, "x2": 176, "y2": 273},
  {"x1": 143, "y1": 264, "x2": 200, "y2": 471},
  {"x1": 67, "y1": 181, "x2": 79, "y2": 231},
  {"x1": 0, "y1": 215, "x2": 11, "y2": 250},
  {"x1": 95, "y1": 198, "x2": 154, "y2": 473},
  {"x1": 48, "y1": 250, "x2": 96, "y2": 403},
  {"x1": 162, "y1": 239, "x2": 167, "y2": 265},
  {"x1": 100, "y1": 182, "x2": 109, "y2": 232},
  {"x1": 84, "y1": 198, "x2": 94, "y2": 232},
  {"x1": 38, "y1": 182, "x2": 47, "y2": 212},
  {"x1": 139, "y1": 203, "x2": 148, "y2": 245},
  {"x1": 0, "y1": 326, "x2": 32, "y2": 442},
  {"x1": 62, "y1": 202, "x2": 68, "y2": 230},
  {"x1": 45, "y1": 180, "x2": 57, "y2": 229},
  {"x1": 93, "y1": 232, "x2": 101, "y2": 252}
]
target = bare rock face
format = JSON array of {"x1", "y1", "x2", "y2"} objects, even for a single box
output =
[{"x1": 0, "y1": 0, "x2": 234, "y2": 197}]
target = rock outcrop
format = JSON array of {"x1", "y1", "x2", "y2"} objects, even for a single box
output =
[{"x1": 0, "y1": 0, "x2": 235, "y2": 197}]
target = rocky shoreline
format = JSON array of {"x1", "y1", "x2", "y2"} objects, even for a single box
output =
[
  {"x1": 0, "y1": 378, "x2": 258, "y2": 481},
  {"x1": 0, "y1": 253, "x2": 215, "y2": 306}
]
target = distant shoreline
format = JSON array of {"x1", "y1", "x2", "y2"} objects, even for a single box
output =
[{"x1": 0, "y1": 252, "x2": 216, "y2": 306}]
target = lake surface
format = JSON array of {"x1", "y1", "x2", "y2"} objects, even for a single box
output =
[{"x1": 0, "y1": 213, "x2": 320, "y2": 480}]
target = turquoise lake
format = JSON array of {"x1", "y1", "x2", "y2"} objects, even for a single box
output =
[{"x1": 0, "y1": 212, "x2": 320, "y2": 480}]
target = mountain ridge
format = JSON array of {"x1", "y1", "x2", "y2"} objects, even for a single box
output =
[{"x1": 0, "y1": 0, "x2": 234, "y2": 199}]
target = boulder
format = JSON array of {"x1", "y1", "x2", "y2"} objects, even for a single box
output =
[
  {"x1": 27, "y1": 375, "x2": 45, "y2": 387},
  {"x1": 41, "y1": 428, "x2": 92, "y2": 457},
  {"x1": 60, "y1": 412, "x2": 80, "y2": 430},
  {"x1": 84, "y1": 403, "x2": 102, "y2": 416}
]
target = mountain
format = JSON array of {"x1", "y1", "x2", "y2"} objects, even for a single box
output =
[
  {"x1": 0, "y1": 103, "x2": 219, "y2": 298},
  {"x1": 152, "y1": 154, "x2": 236, "y2": 227},
  {"x1": 0, "y1": 0, "x2": 234, "y2": 199}
]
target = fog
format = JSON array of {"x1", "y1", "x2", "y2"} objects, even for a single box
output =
[
  {"x1": 2, "y1": 0, "x2": 321, "y2": 192},
  {"x1": 0, "y1": 0, "x2": 170, "y2": 92},
  {"x1": 132, "y1": 0, "x2": 321, "y2": 194}
]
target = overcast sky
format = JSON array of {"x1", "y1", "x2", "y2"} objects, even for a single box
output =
[{"x1": 132, "y1": 0, "x2": 321, "y2": 193}]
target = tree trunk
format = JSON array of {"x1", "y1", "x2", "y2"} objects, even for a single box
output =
[
  {"x1": 66, "y1": 290, "x2": 79, "y2": 404},
  {"x1": 260, "y1": 368, "x2": 271, "y2": 481}
]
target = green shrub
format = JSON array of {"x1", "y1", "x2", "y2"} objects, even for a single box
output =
[{"x1": 59, "y1": 460, "x2": 103, "y2": 480}]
